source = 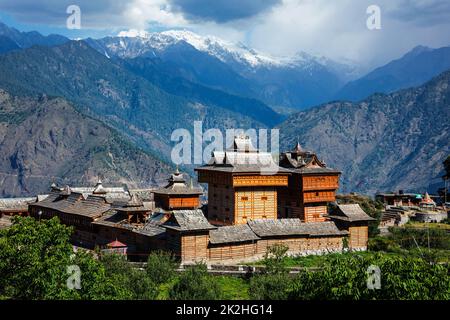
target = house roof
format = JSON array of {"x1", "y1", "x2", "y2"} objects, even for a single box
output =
[
  {"x1": 247, "y1": 219, "x2": 347, "y2": 237},
  {"x1": 0, "y1": 196, "x2": 44, "y2": 212},
  {"x1": 162, "y1": 209, "x2": 216, "y2": 232},
  {"x1": 196, "y1": 164, "x2": 291, "y2": 175},
  {"x1": 328, "y1": 204, "x2": 376, "y2": 222},
  {"x1": 92, "y1": 210, "x2": 165, "y2": 237},
  {"x1": 154, "y1": 169, "x2": 203, "y2": 196},
  {"x1": 279, "y1": 142, "x2": 340, "y2": 174},
  {"x1": 209, "y1": 224, "x2": 260, "y2": 244},
  {"x1": 107, "y1": 239, "x2": 127, "y2": 248},
  {"x1": 31, "y1": 191, "x2": 111, "y2": 218},
  {"x1": 196, "y1": 135, "x2": 291, "y2": 175}
]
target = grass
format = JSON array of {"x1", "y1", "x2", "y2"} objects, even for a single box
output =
[
  {"x1": 214, "y1": 276, "x2": 250, "y2": 300},
  {"x1": 155, "y1": 274, "x2": 250, "y2": 300}
]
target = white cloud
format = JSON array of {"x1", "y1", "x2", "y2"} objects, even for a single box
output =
[{"x1": 1, "y1": 0, "x2": 450, "y2": 68}]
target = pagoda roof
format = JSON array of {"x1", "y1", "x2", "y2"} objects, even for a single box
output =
[
  {"x1": 154, "y1": 169, "x2": 203, "y2": 196},
  {"x1": 279, "y1": 142, "x2": 339, "y2": 174},
  {"x1": 107, "y1": 239, "x2": 127, "y2": 248},
  {"x1": 196, "y1": 135, "x2": 290, "y2": 175}
]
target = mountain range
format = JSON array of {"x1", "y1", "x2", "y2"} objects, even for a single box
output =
[
  {"x1": 0, "y1": 21, "x2": 449, "y2": 196},
  {"x1": 336, "y1": 45, "x2": 450, "y2": 102},
  {"x1": 0, "y1": 89, "x2": 172, "y2": 197},
  {"x1": 85, "y1": 30, "x2": 358, "y2": 110},
  {"x1": 279, "y1": 70, "x2": 450, "y2": 194}
]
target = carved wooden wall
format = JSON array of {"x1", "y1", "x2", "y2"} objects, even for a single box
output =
[{"x1": 234, "y1": 187, "x2": 277, "y2": 224}]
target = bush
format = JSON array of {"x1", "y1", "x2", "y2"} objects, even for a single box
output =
[
  {"x1": 100, "y1": 253, "x2": 157, "y2": 300},
  {"x1": 288, "y1": 253, "x2": 450, "y2": 300},
  {"x1": 389, "y1": 227, "x2": 450, "y2": 250},
  {"x1": 249, "y1": 273, "x2": 291, "y2": 300},
  {"x1": 249, "y1": 244, "x2": 292, "y2": 300},
  {"x1": 146, "y1": 251, "x2": 178, "y2": 285},
  {"x1": 169, "y1": 263, "x2": 222, "y2": 300}
]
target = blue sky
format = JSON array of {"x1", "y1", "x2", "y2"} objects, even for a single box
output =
[{"x1": 1, "y1": 0, "x2": 450, "y2": 68}]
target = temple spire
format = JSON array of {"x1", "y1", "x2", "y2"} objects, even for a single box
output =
[{"x1": 294, "y1": 141, "x2": 303, "y2": 153}]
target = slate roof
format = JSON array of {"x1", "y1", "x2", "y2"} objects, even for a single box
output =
[
  {"x1": 0, "y1": 196, "x2": 47, "y2": 212},
  {"x1": 279, "y1": 142, "x2": 340, "y2": 174},
  {"x1": 92, "y1": 210, "x2": 165, "y2": 237},
  {"x1": 134, "y1": 223, "x2": 165, "y2": 237},
  {"x1": 209, "y1": 224, "x2": 260, "y2": 244},
  {"x1": 163, "y1": 209, "x2": 216, "y2": 231},
  {"x1": 328, "y1": 204, "x2": 376, "y2": 222},
  {"x1": 31, "y1": 191, "x2": 111, "y2": 218},
  {"x1": 154, "y1": 170, "x2": 203, "y2": 195},
  {"x1": 196, "y1": 164, "x2": 291, "y2": 174},
  {"x1": 196, "y1": 135, "x2": 291, "y2": 175},
  {"x1": 290, "y1": 167, "x2": 341, "y2": 175},
  {"x1": 247, "y1": 219, "x2": 347, "y2": 237}
]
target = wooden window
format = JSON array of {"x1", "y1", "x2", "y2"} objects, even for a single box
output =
[
  {"x1": 241, "y1": 196, "x2": 249, "y2": 201},
  {"x1": 261, "y1": 196, "x2": 268, "y2": 201}
]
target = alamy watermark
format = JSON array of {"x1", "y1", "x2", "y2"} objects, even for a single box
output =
[
  {"x1": 367, "y1": 265, "x2": 381, "y2": 290},
  {"x1": 66, "y1": 5, "x2": 81, "y2": 30},
  {"x1": 171, "y1": 121, "x2": 280, "y2": 174},
  {"x1": 366, "y1": 5, "x2": 381, "y2": 30},
  {"x1": 66, "y1": 253, "x2": 81, "y2": 290}
]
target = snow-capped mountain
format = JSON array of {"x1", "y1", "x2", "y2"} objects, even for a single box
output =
[{"x1": 86, "y1": 29, "x2": 359, "y2": 109}]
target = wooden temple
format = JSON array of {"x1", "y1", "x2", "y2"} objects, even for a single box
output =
[
  {"x1": 16, "y1": 136, "x2": 375, "y2": 263},
  {"x1": 196, "y1": 135, "x2": 291, "y2": 225},
  {"x1": 278, "y1": 142, "x2": 340, "y2": 222}
]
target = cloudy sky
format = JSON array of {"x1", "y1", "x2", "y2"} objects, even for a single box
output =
[{"x1": 1, "y1": 0, "x2": 450, "y2": 69}]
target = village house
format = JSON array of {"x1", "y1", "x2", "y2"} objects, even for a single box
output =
[{"x1": 17, "y1": 136, "x2": 374, "y2": 263}]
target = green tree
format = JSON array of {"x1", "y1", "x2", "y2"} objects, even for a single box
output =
[
  {"x1": 0, "y1": 216, "x2": 74, "y2": 299},
  {"x1": 146, "y1": 250, "x2": 178, "y2": 285},
  {"x1": 249, "y1": 244, "x2": 292, "y2": 300},
  {"x1": 169, "y1": 263, "x2": 222, "y2": 300},
  {"x1": 0, "y1": 216, "x2": 134, "y2": 300},
  {"x1": 100, "y1": 253, "x2": 157, "y2": 300}
]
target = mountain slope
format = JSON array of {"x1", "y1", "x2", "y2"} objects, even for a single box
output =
[
  {"x1": 120, "y1": 56, "x2": 285, "y2": 126},
  {"x1": 336, "y1": 45, "x2": 450, "y2": 101},
  {"x1": 0, "y1": 35, "x2": 20, "y2": 54},
  {"x1": 0, "y1": 40, "x2": 270, "y2": 160},
  {"x1": 279, "y1": 70, "x2": 450, "y2": 195},
  {"x1": 0, "y1": 90, "x2": 172, "y2": 197}
]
